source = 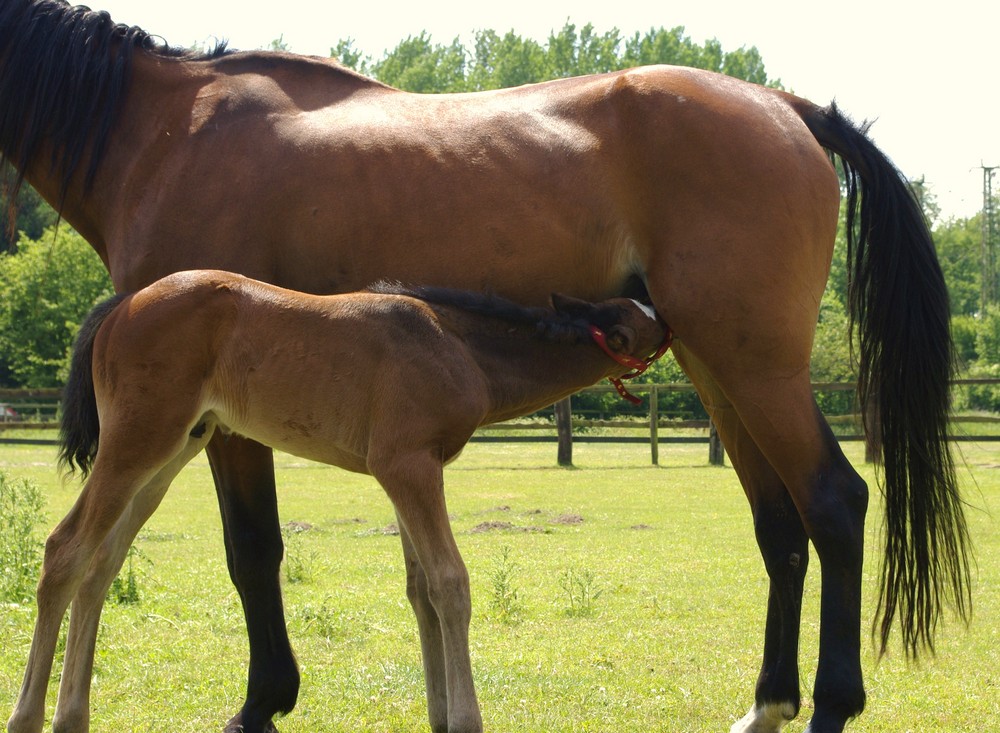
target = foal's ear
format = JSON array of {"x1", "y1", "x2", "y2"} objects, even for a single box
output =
[{"x1": 550, "y1": 293, "x2": 596, "y2": 319}]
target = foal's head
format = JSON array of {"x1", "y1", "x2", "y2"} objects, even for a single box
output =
[{"x1": 549, "y1": 294, "x2": 672, "y2": 376}]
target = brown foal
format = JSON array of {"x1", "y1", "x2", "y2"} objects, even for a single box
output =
[{"x1": 10, "y1": 270, "x2": 670, "y2": 733}]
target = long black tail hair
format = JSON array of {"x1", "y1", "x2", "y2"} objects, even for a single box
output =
[
  {"x1": 59, "y1": 293, "x2": 126, "y2": 477},
  {"x1": 803, "y1": 102, "x2": 971, "y2": 657}
]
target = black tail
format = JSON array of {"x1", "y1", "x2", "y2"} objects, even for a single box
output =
[
  {"x1": 59, "y1": 293, "x2": 127, "y2": 477},
  {"x1": 803, "y1": 102, "x2": 972, "y2": 657}
]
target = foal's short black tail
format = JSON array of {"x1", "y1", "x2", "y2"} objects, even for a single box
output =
[
  {"x1": 802, "y1": 102, "x2": 972, "y2": 657},
  {"x1": 59, "y1": 293, "x2": 126, "y2": 478}
]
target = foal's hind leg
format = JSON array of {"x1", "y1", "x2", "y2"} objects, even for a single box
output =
[
  {"x1": 674, "y1": 345, "x2": 807, "y2": 733},
  {"x1": 207, "y1": 436, "x2": 296, "y2": 733},
  {"x1": 398, "y1": 515, "x2": 450, "y2": 731},
  {"x1": 8, "y1": 458, "x2": 166, "y2": 733},
  {"x1": 52, "y1": 434, "x2": 212, "y2": 733}
]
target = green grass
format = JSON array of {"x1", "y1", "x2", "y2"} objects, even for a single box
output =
[{"x1": 1, "y1": 440, "x2": 998, "y2": 732}]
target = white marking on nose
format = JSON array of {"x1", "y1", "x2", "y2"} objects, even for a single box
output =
[{"x1": 629, "y1": 299, "x2": 658, "y2": 322}]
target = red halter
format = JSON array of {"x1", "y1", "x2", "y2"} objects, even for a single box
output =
[{"x1": 588, "y1": 325, "x2": 673, "y2": 405}]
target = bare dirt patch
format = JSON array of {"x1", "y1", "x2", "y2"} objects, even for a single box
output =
[{"x1": 551, "y1": 513, "x2": 584, "y2": 525}]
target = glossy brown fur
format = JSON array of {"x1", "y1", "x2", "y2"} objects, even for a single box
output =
[
  {"x1": 12, "y1": 270, "x2": 669, "y2": 733},
  {"x1": 2, "y1": 3, "x2": 969, "y2": 733}
]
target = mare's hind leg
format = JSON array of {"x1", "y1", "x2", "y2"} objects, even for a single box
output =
[
  {"x1": 708, "y1": 367, "x2": 867, "y2": 733},
  {"x1": 207, "y1": 436, "x2": 296, "y2": 733},
  {"x1": 674, "y1": 345, "x2": 807, "y2": 733},
  {"x1": 51, "y1": 432, "x2": 214, "y2": 733},
  {"x1": 398, "y1": 515, "x2": 449, "y2": 732}
]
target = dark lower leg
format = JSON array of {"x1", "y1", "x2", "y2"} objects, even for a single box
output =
[
  {"x1": 802, "y1": 436, "x2": 869, "y2": 732},
  {"x1": 207, "y1": 436, "x2": 298, "y2": 733},
  {"x1": 705, "y1": 401, "x2": 805, "y2": 726},
  {"x1": 753, "y1": 492, "x2": 809, "y2": 715}
]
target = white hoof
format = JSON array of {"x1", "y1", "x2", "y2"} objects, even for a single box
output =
[{"x1": 730, "y1": 702, "x2": 796, "y2": 733}]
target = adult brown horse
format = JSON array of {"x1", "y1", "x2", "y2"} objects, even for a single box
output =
[
  {"x1": 10, "y1": 271, "x2": 670, "y2": 733},
  {"x1": 1, "y1": 2, "x2": 970, "y2": 732}
]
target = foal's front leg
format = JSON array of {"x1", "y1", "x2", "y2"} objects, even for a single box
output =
[
  {"x1": 374, "y1": 453, "x2": 481, "y2": 733},
  {"x1": 398, "y1": 517, "x2": 449, "y2": 731}
]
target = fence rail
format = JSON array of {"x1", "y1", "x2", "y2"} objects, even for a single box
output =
[{"x1": 5, "y1": 382, "x2": 1000, "y2": 464}]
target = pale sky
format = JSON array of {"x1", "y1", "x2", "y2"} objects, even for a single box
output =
[{"x1": 95, "y1": 0, "x2": 998, "y2": 220}]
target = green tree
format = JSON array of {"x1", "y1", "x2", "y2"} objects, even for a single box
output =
[
  {"x1": 810, "y1": 292, "x2": 856, "y2": 415},
  {"x1": 0, "y1": 226, "x2": 112, "y2": 387},
  {"x1": 1, "y1": 174, "x2": 58, "y2": 254},
  {"x1": 955, "y1": 305, "x2": 1000, "y2": 411},
  {"x1": 934, "y1": 213, "x2": 984, "y2": 317},
  {"x1": 545, "y1": 22, "x2": 622, "y2": 78},
  {"x1": 467, "y1": 30, "x2": 547, "y2": 91},
  {"x1": 335, "y1": 22, "x2": 781, "y2": 95},
  {"x1": 331, "y1": 38, "x2": 371, "y2": 75},
  {"x1": 370, "y1": 33, "x2": 467, "y2": 93},
  {"x1": 721, "y1": 45, "x2": 771, "y2": 86}
]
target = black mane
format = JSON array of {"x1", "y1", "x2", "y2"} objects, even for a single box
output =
[
  {"x1": 0, "y1": 0, "x2": 228, "y2": 204},
  {"x1": 368, "y1": 281, "x2": 619, "y2": 345}
]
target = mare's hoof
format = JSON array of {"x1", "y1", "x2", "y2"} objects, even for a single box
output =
[{"x1": 223, "y1": 713, "x2": 279, "y2": 733}]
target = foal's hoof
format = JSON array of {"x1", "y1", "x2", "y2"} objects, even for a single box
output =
[{"x1": 223, "y1": 713, "x2": 280, "y2": 733}]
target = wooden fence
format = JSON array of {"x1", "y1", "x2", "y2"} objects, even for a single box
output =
[{"x1": 5, "y1": 381, "x2": 1000, "y2": 465}]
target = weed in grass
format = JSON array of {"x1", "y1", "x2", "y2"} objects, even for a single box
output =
[
  {"x1": 559, "y1": 566, "x2": 603, "y2": 618},
  {"x1": 282, "y1": 522, "x2": 320, "y2": 584},
  {"x1": 488, "y1": 544, "x2": 523, "y2": 625},
  {"x1": 0, "y1": 470, "x2": 45, "y2": 603},
  {"x1": 296, "y1": 595, "x2": 347, "y2": 639},
  {"x1": 108, "y1": 544, "x2": 152, "y2": 605}
]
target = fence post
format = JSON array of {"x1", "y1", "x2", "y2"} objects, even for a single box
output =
[
  {"x1": 649, "y1": 386, "x2": 659, "y2": 465},
  {"x1": 708, "y1": 419, "x2": 725, "y2": 465},
  {"x1": 555, "y1": 397, "x2": 573, "y2": 466}
]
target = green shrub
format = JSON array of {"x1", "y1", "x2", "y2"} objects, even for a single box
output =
[
  {"x1": 0, "y1": 226, "x2": 112, "y2": 387},
  {"x1": 488, "y1": 544, "x2": 523, "y2": 624},
  {"x1": 0, "y1": 470, "x2": 45, "y2": 603}
]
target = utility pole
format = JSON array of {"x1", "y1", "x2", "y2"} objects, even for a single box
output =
[{"x1": 981, "y1": 165, "x2": 998, "y2": 311}]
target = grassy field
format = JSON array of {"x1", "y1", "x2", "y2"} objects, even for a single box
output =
[{"x1": 1, "y1": 439, "x2": 997, "y2": 732}]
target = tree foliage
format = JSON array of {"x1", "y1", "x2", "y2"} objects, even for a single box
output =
[
  {"x1": 335, "y1": 22, "x2": 782, "y2": 92},
  {"x1": 934, "y1": 213, "x2": 982, "y2": 317},
  {"x1": 1, "y1": 167, "x2": 57, "y2": 254},
  {"x1": 0, "y1": 226, "x2": 112, "y2": 387}
]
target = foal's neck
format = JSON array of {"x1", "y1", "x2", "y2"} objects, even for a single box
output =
[{"x1": 457, "y1": 321, "x2": 616, "y2": 425}]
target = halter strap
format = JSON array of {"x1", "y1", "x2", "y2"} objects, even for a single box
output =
[{"x1": 588, "y1": 325, "x2": 673, "y2": 405}]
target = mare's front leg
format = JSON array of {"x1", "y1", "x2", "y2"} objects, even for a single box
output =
[
  {"x1": 207, "y1": 436, "x2": 298, "y2": 733},
  {"x1": 373, "y1": 451, "x2": 482, "y2": 733}
]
